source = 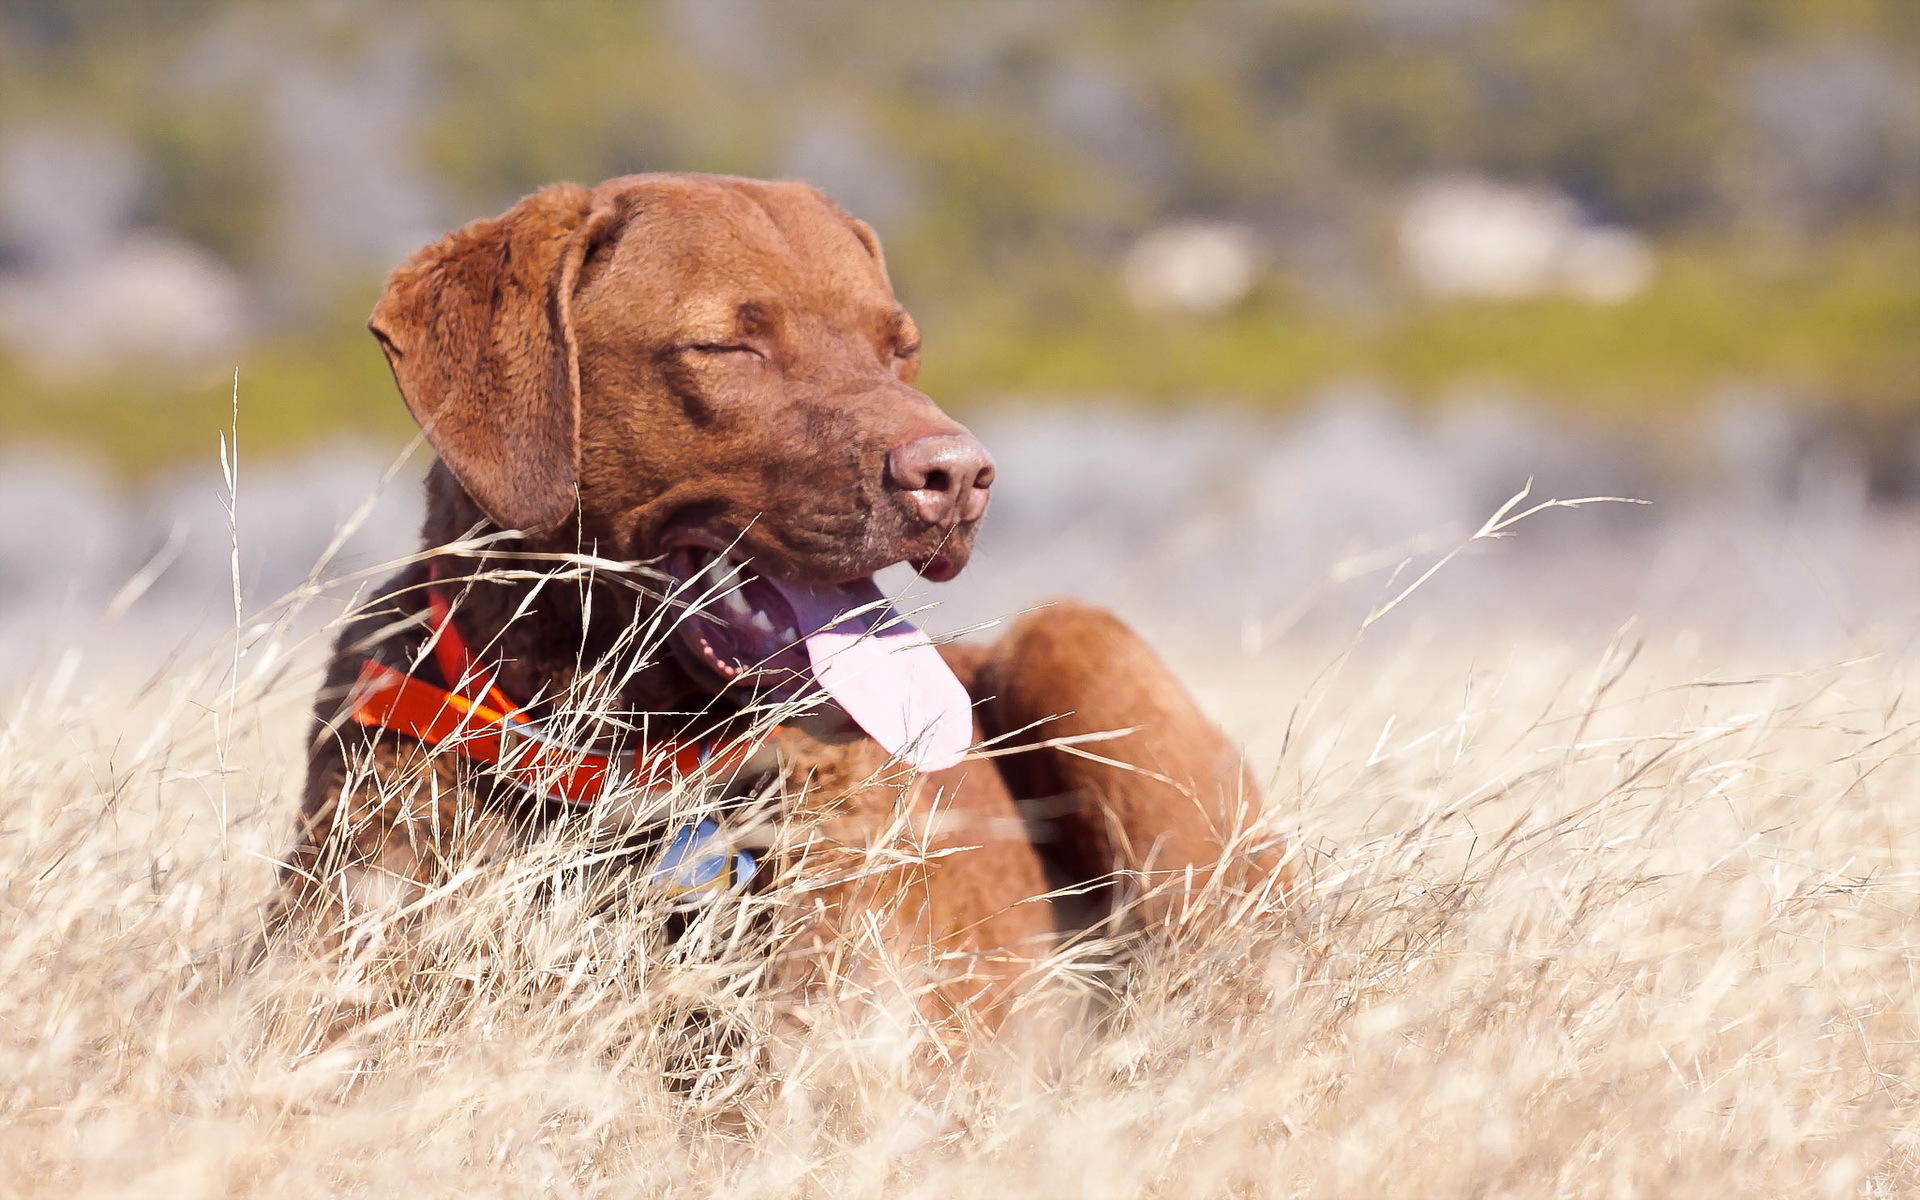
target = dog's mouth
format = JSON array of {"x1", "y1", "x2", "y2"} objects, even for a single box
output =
[
  {"x1": 659, "y1": 544, "x2": 974, "y2": 771},
  {"x1": 662, "y1": 545, "x2": 815, "y2": 691}
]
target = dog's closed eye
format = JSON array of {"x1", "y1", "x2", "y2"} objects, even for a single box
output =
[{"x1": 686, "y1": 342, "x2": 765, "y2": 359}]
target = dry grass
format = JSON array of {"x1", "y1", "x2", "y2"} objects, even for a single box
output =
[{"x1": 7, "y1": 558, "x2": 1920, "y2": 1198}]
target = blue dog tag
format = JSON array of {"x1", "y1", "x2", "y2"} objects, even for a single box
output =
[{"x1": 652, "y1": 818, "x2": 756, "y2": 897}]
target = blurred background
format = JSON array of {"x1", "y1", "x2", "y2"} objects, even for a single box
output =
[{"x1": 3, "y1": 0, "x2": 1919, "y2": 671}]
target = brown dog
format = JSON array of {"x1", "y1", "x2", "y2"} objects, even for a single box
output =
[{"x1": 280, "y1": 173, "x2": 1279, "y2": 1025}]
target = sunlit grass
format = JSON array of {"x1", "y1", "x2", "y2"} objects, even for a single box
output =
[{"x1": 6, "y1": 517, "x2": 1920, "y2": 1194}]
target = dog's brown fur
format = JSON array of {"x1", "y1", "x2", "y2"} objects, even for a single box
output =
[{"x1": 280, "y1": 173, "x2": 1283, "y2": 1028}]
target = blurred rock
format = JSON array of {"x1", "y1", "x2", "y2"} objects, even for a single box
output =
[
  {"x1": 183, "y1": 12, "x2": 446, "y2": 306},
  {"x1": 257, "y1": 23, "x2": 445, "y2": 297},
  {"x1": 1365, "y1": 0, "x2": 1503, "y2": 35},
  {"x1": 668, "y1": 0, "x2": 783, "y2": 80},
  {"x1": 781, "y1": 113, "x2": 920, "y2": 232},
  {"x1": 0, "y1": 449, "x2": 128, "y2": 605},
  {"x1": 0, "y1": 440, "x2": 421, "y2": 675},
  {"x1": 1557, "y1": 225, "x2": 1657, "y2": 304},
  {"x1": 0, "y1": 121, "x2": 142, "y2": 269},
  {"x1": 0, "y1": 233, "x2": 247, "y2": 380},
  {"x1": 1746, "y1": 43, "x2": 1920, "y2": 222},
  {"x1": 0, "y1": 119, "x2": 247, "y2": 379},
  {"x1": 1400, "y1": 175, "x2": 1654, "y2": 303},
  {"x1": 145, "y1": 440, "x2": 424, "y2": 609},
  {"x1": 1247, "y1": 389, "x2": 1478, "y2": 564},
  {"x1": 8, "y1": 401, "x2": 1920, "y2": 671},
  {"x1": 1042, "y1": 59, "x2": 1173, "y2": 186},
  {"x1": 922, "y1": 391, "x2": 1652, "y2": 643},
  {"x1": 1123, "y1": 222, "x2": 1259, "y2": 315}
]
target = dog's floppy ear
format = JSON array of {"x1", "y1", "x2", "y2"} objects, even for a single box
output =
[{"x1": 369, "y1": 183, "x2": 619, "y2": 534}]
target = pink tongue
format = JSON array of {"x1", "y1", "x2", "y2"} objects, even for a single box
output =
[{"x1": 764, "y1": 577, "x2": 973, "y2": 772}]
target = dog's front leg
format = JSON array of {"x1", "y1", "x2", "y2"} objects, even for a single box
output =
[
  {"x1": 275, "y1": 735, "x2": 514, "y2": 947},
  {"x1": 966, "y1": 600, "x2": 1292, "y2": 933},
  {"x1": 767, "y1": 729, "x2": 1056, "y2": 1038}
]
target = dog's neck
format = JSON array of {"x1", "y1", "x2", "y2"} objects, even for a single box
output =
[{"x1": 418, "y1": 461, "x2": 715, "y2": 726}]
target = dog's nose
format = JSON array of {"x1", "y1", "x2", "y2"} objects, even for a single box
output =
[{"x1": 885, "y1": 432, "x2": 995, "y2": 528}]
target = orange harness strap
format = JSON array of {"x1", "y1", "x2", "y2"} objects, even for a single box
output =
[{"x1": 346, "y1": 582, "x2": 760, "y2": 805}]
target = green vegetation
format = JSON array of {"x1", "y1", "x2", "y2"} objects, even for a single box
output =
[
  {"x1": 9, "y1": 228, "x2": 1912, "y2": 473},
  {"x1": 1, "y1": 0, "x2": 1917, "y2": 469},
  {"x1": 0, "y1": 293, "x2": 406, "y2": 473},
  {"x1": 929, "y1": 230, "x2": 1920, "y2": 418}
]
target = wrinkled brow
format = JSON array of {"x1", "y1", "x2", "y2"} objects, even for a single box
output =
[
  {"x1": 736, "y1": 300, "x2": 774, "y2": 337},
  {"x1": 672, "y1": 299, "x2": 778, "y2": 342}
]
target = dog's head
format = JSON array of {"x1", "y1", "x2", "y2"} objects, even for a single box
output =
[{"x1": 371, "y1": 173, "x2": 992, "y2": 692}]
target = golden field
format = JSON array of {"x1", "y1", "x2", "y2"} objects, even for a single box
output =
[{"x1": 5, "y1": 563, "x2": 1920, "y2": 1197}]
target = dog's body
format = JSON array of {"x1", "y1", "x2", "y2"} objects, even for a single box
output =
[{"x1": 281, "y1": 174, "x2": 1281, "y2": 1023}]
